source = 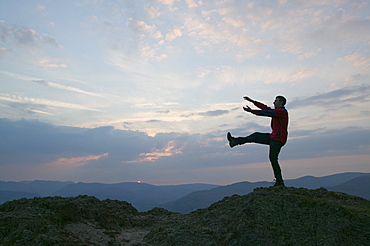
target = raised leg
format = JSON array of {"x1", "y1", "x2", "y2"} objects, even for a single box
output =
[{"x1": 227, "y1": 132, "x2": 270, "y2": 147}]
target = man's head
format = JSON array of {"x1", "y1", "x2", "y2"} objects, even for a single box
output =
[{"x1": 274, "y1": 95, "x2": 287, "y2": 108}]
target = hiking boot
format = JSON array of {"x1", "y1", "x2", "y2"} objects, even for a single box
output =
[
  {"x1": 272, "y1": 179, "x2": 285, "y2": 187},
  {"x1": 227, "y1": 132, "x2": 238, "y2": 148}
]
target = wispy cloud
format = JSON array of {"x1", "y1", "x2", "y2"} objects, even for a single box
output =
[
  {"x1": 48, "y1": 153, "x2": 109, "y2": 168},
  {"x1": 31, "y1": 79, "x2": 103, "y2": 97},
  {"x1": 33, "y1": 58, "x2": 67, "y2": 68},
  {"x1": 0, "y1": 94, "x2": 100, "y2": 112},
  {"x1": 180, "y1": 109, "x2": 231, "y2": 118},
  {"x1": 126, "y1": 141, "x2": 182, "y2": 163},
  {"x1": 337, "y1": 52, "x2": 370, "y2": 67},
  {"x1": 1, "y1": 70, "x2": 103, "y2": 98}
]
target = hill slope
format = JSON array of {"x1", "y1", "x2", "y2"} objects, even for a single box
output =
[
  {"x1": 146, "y1": 187, "x2": 370, "y2": 246},
  {"x1": 0, "y1": 187, "x2": 369, "y2": 245}
]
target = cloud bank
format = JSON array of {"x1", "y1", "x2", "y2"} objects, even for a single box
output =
[{"x1": 1, "y1": 118, "x2": 369, "y2": 184}]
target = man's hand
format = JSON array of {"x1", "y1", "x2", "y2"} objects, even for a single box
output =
[
  {"x1": 243, "y1": 105, "x2": 253, "y2": 112},
  {"x1": 243, "y1": 96, "x2": 254, "y2": 103}
]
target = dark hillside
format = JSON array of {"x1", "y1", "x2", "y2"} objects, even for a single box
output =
[
  {"x1": 0, "y1": 187, "x2": 369, "y2": 245},
  {"x1": 146, "y1": 187, "x2": 370, "y2": 245}
]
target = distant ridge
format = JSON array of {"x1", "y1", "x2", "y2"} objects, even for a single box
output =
[
  {"x1": 284, "y1": 172, "x2": 370, "y2": 188},
  {"x1": 0, "y1": 180, "x2": 219, "y2": 211},
  {"x1": 0, "y1": 172, "x2": 369, "y2": 213},
  {"x1": 328, "y1": 175, "x2": 370, "y2": 200},
  {"x1": 162, "y1": 181, "x2": 270, "y2": 213},
  {"x1": 0, "y1": 180, "x2": 73, "y2": 196}
]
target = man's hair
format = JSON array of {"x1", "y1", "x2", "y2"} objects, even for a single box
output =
[{"x1": 276, "y1": 95, "x2": 287, "y2": 106}]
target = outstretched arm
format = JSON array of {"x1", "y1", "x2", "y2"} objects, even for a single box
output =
[
  {"x1": 243, "y1": 96, "x2": 271, "y2": 110},
  {"x1": 243, "y1": 96, "x2": 255, "y2": 103},
  {"x1": 243, "y1": 105, "x2": 253, "y2": 113},
  {"x1": 244, "y1": 105, "x2": 276, "y2": 117},
  {"x1": 243, "y1": 96, "x2": 254, "y2": 113}
]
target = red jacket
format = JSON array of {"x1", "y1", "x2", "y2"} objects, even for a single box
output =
[{"x1": 251, "y1": 101, "x2": 289, "y2": 145}]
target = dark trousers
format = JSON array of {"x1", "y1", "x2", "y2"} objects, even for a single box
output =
[{"x1": 235, "y1": 132, "x2": 284, "y2": 182}]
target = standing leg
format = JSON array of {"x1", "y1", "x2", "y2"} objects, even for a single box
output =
[{"x1": 269, "y1": 139, "x2": 285, "y2": 187}]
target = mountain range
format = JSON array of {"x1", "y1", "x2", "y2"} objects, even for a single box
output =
[{"x1": 0, "y1": 172, "x2": 369, "y2": 213}]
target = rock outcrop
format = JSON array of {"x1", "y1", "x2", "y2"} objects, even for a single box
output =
[{"x1": 0, "y1": 187, "x2": 369, "y2": 245}]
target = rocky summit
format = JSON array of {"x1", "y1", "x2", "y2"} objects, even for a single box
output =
[{"x1": 0, "y1": 187, "x2": 369, "y2": 246}]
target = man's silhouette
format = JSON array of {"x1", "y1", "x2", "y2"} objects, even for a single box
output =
[{"x1": 227, "y1": 96, "x2": 288, "y2": 187}]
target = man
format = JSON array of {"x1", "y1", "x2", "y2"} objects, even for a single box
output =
[{"x1": 227, "y1": 96, "x2": 289, "y2": 187}]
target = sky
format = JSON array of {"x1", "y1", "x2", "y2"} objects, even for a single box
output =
[{"x1": 0, "y1": 0, "x2": 369, "y2": 185}]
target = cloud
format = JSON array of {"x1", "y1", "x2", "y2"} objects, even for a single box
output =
[
  {"x1": 0, "y1": 119, "x2": 369, "y2": 183},
  {"x1": 0, "y1": 120, "x2": 150, "y2": 166},
  {"x1": 0, "y1": 70, "x2": 40, "y2": 81},
  {"x1": 31, "y1": 79, "x2": 102, "y2": 97},
  {"x1": 186, "y1": 0, "x2": 198, "y2": 8},
  {"x1": 284, "y1": 68, "x2": 316, "y2": 82},
  {"x1": 48, "y1": 153, "x2": 109, "y2": 168},
  {"x1": 283, "y1": 126, "x2": 370, "y2": 160},
  {"x1": 198, "y1": 109, "x2": 229, "y2": 117},
  {"x1": 289, "y1": 84, "x2": 370, "y2": 109},
  {"x1": 127, "y1": 141, "x2": 182, "y2": 163},
  {"x1": 165, "y1": 27, "x2": 183, "y2": 41},
  {"x1": 156, "y1": 0, "x2": 176, "y2": 5},
  {"x1": 184, "y1": 17, "x2": 235, "y2": 48},
  {"x1": 13, "y1": 28, "x2": 37, "y2": 46},
  {"x1": 157, "y1": 109, "x2": 170, "y2": 114},
  {"x1": 145, "y1": 6, "x2": 162, "y2": 19},
  {"x1": 180, "y1": 109, "x2": 230, "y2": 118},
  {"x1": 36, "y1": 4, "x2": 46, "y2": 11},
  {"x1": 222, "y1": 17, "x2": 244, "y2": 28},
  {"x1": 0, "y1": 94, "x2": 100, "y2": 112},
  {"x1": 0, "y1": 21, "x2": 62, "y2": 49},
  {"x1": 126, "y1": 18, "x2": 154, "y2": 33},
  {"x1": 146, "y1": 119, "x2": 162, "y2": 123},
  {"x1": 39, "y1": 34, "x2": 63, "y2": 48},
  {"x1": 308, "y1": 10, "x2": 370, "y2": 46},
  {"x1": 33, "y1": 58, "x2": 67, "y2": 68},
  {"x1": 337, "y1": 52, "x2": 370, "y2": 67}
]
